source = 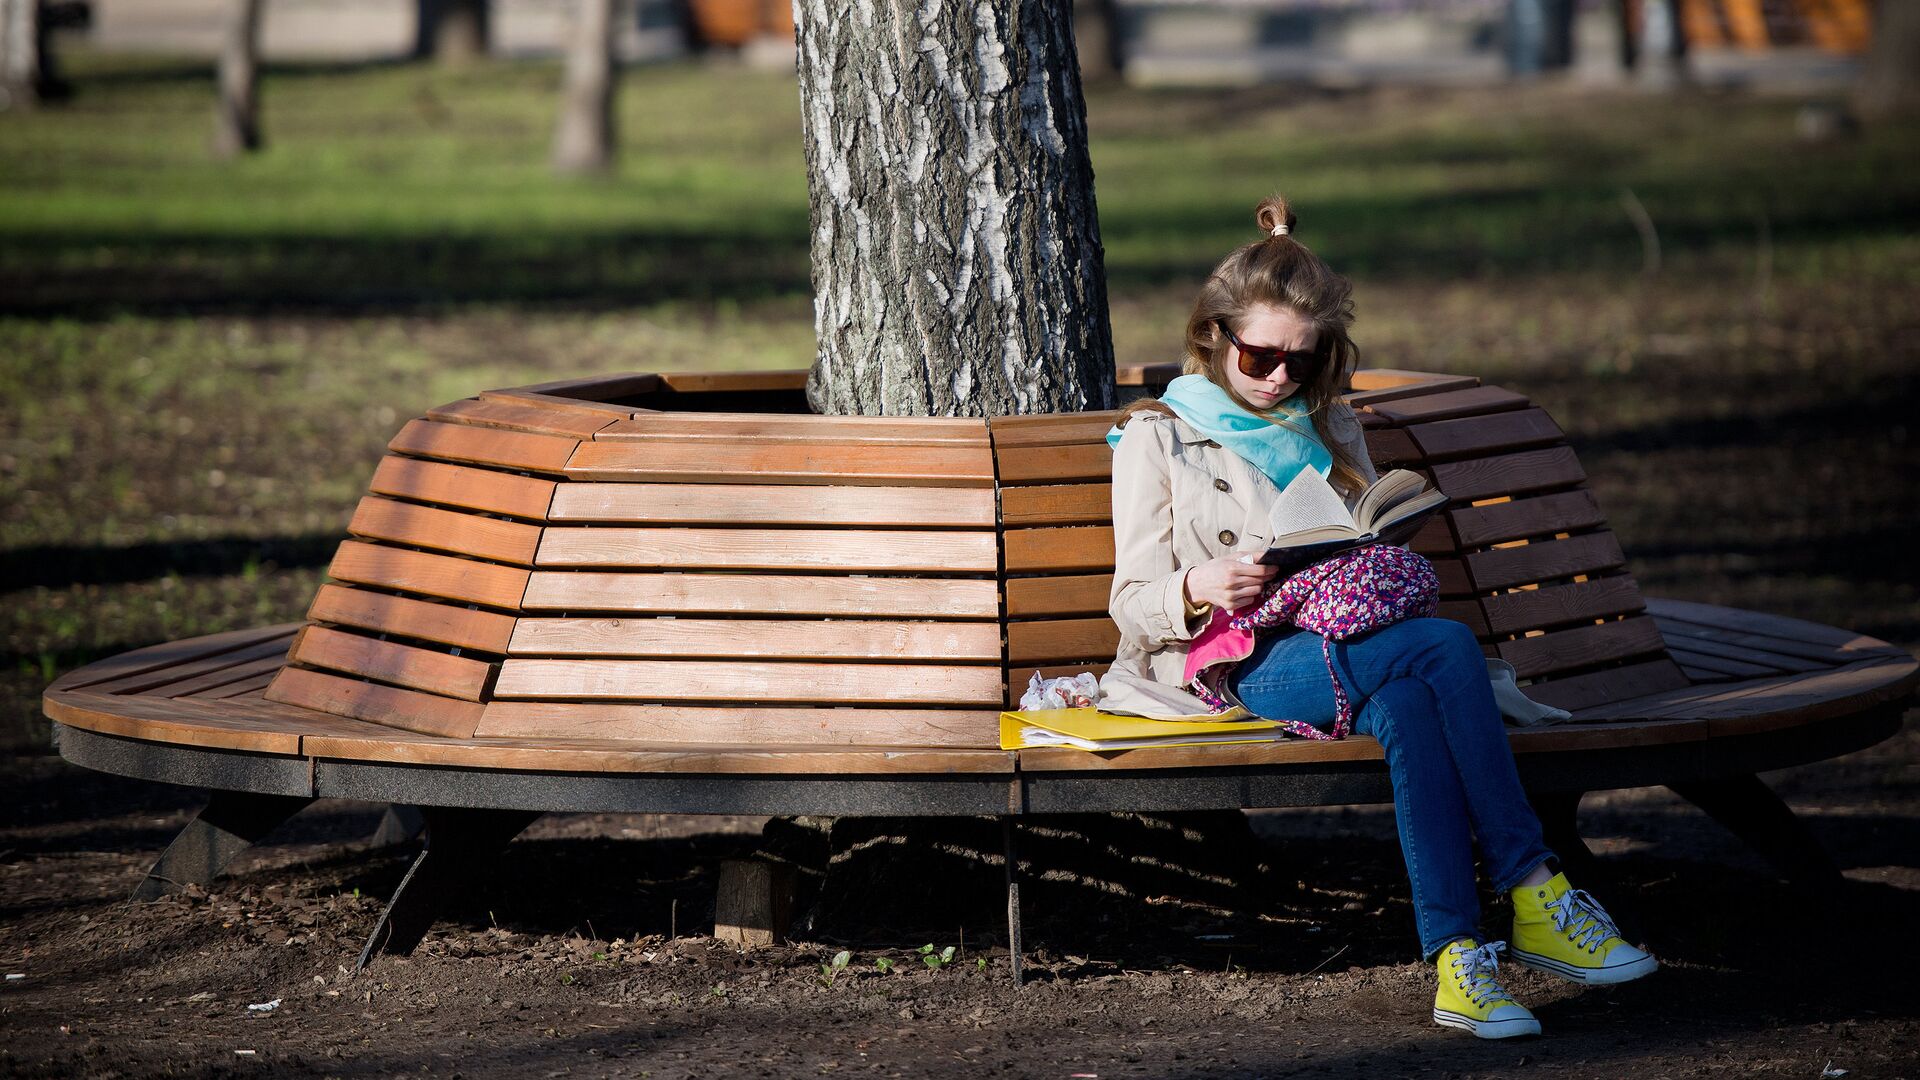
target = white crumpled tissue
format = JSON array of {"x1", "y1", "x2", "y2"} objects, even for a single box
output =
[{"x1": 1019, "y1": 670, "x2": 1100, "y2": 712}]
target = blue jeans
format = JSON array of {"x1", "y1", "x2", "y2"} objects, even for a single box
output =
[{"x1": 1229, "y1": 617, "x2": 1555, "y2": 960}]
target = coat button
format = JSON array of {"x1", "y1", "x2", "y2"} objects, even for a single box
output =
[
  {"x1": 1213, "y1": 478, "x2": 1230, "y2": 492},
  {"x1": 1218, "y1": 529, "x2": 1236, "y2": 546}
]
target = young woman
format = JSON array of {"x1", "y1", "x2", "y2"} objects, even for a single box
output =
[{"x1": 1098, "y1": 195, "x2": 1656, "y2": 1040}]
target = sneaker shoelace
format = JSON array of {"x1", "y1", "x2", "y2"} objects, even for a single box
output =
[
  {"x1": 1449, "y1": 940, "x2": 1513, "y2": 1008},
  {"x1": 1545, "y1": 888, "x2": 1623, "y2": 953}
]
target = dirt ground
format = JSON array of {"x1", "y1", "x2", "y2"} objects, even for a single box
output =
[{"x1": 3, "y1": 710, "x2": 1916, "y2": 1080}]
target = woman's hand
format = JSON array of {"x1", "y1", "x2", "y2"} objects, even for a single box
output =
[{"x1": 1183, "y1": 553, "x2": 1280, "y2": 612}]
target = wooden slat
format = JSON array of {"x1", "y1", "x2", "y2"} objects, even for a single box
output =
[
  {"x1": 1363, "y1": 428, "x2": 1423, "y2": 467},
  {"x1": 1006, "y1": 618, "x2": 1122, "y2": 667},
  {"x1": 1449, "y1": 490, "x2": 1606, "y2": 548},
  {"x1": 290, "y1": 625, "x2": 496, "y2": 702},
  {"x1": 45, "y1": 689, "x2": 323, "y2": 754},
  {"x1": 987, "y1": 414, "x2": 1122, "y2": 448},
  {"x1": 328, "y1": 541, "x2": 531, "y2": 610},
  {"x1": 1464, "y1": 532, "x2": 1626, "y2": 592},
  {"x1": 1005, "y1": 574, "x2": 1112, "y2": 618},
  {"x1": 389, "y1": 419, "x2": 578, "y2": 474},
  {"x1": 1527, "y1": 657, "x2": 1693, "y2": 713},
  {"x1": 1652, "y1": 613, "x2": 1890, "y2": 667},
  {"x1": 1668, "y1": 648, "x2": 1781, "y2": 679},
  {"x1": 52, "y1": 624, "x2": 299, "y2": 694},
  {"x1": 265, "y1": 666, "x2": 484, "y2": 738},
  {"x1": 523, "y1": 571, "x2": 1000, "y2": 618},
  {"x1": 1431, "y1": 558, "x2": 1473, "y2": 597},
  {"x1": 1431, "y1": 446, "x2": 1586, "y2": 503},
  {"x1": 1643, "y1": 597, "x2": 1897, "y2": 654},
  {"x1": 1436, "y1": 599, "x2": 1490, "y2": 637},
  {"x1": 307, "y1": 583, "x2": 518, "y2": 654},
  {"x1": 201, "y1": 670, "x2": 281, "y2": 699},
  {"x1": 1113, "y1": 362, "x2": 1181, "y2": 386},
  {"x1": 1407, "y1": 515, "x2": 1457, "y2": 556},
  {"x1": 1342, "y1": 371, "x2": 1481, "y2": 407},
  {"x1": 566, "y1": 439, "x2": 996, "y2": 487},
  {"x1": 1004, "y1": 527, "x2": 1115, "y2": 574},
  {"x1": 1479, "y1": 576, "x2": 1647, "y2": 636},
  {"x1": 657, "y1": 370, "x2": 809, "y2": 394},
  {"x1": 999, "y1": 483, "x2": 1111, "y2": 527},
  {"x1": 1364, "y1": 385, "x2": 1531, "y2": 424},
  {"x1": 83, "y1": 636, "x2": 294, "y2": 697},
  {"x1": 535, "y1": 527, "x2": 999, "y2": 573},
  {"x1": 477, "y1": 702, "x2": 1001, "y2": 748},
  {"x1": 348, "y1": 496, "x2": 544, "y2": 566},
  {"x1": 596, "y1": 414, "x2": 988, "y2": 445},
  {"x1": 1566, "y1": 653, "x2": 1914, "y2": 725},
  {"x1": 150, "y1": 653, "x2": 289, "y2": 699},
  {"x1": 1496, "y1": 616, "x2": 1670, "y2": 680},
  {"x1": 427, "y1": 397, "x2": 622, "y2": 439},
  {"x1": 479, "y1": 387, "x2": 646, "y2": 418},
  {"x1": 302, "y1": 731, "x2": 1014, "y2": 774},
  {"x1": 547, "y1": 483, "x2": 996, "y2": 527},
  {"x1": 1407, "y1": 407, "x2": 1563, "y2": 461},
  {"x1": 368, "y1": 456, "x2": 557, "y2": 521},
  {"x1": 492, "y1": 659, "x2": 1005, "y2": 706},
  {"x1": 995, "y1": 443, "x2": 1113, "y2": 486},
  {"x1": 1659, "y1": 635, "x2": 1829, "y2": 674},
  {"x1": 508, "y1": 618, "x2": 1002, "y2": 662}
]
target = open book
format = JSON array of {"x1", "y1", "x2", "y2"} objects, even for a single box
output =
[{"x1": 1255, "y1": 468, "x2": 1448, "y2": 569}]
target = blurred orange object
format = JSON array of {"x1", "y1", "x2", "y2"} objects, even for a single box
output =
[
  {"x1": 1678, "y1": 0, "x2": 1870, "y2": 54},
  {"x1": 686, "y1": 0, "x2": 794, "y2": 49}
]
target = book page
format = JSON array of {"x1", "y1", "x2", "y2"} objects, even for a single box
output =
[{"x1": 1266, "y1": 467, "x2": 1358, "y2": 540}]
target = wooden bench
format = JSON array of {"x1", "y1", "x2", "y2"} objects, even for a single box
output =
[{"x1": 44, "y1": 367, "x2": 1917, "y2": 977}]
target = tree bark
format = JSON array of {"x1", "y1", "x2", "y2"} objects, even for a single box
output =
[
  {"x1": 212, "y1": 0, "x2": 264, "y2": 159},
  {"x1": 793, "y1": 0, "x2": 1116, "y2": 417},
  {"x1": 1855, "y1": 0, "x2": 1920, "y2": 121},
  {"x1": 414, "y1": 0, "x2": 490, "y2": 64},
  {"x1": 0, "y1": 0, "x2": 41, "y2": 110},
  {"x1": 553, "y1": 0, "x2": 617, "y2": 175}
]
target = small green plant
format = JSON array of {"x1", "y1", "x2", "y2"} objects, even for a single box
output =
[
  {"x1": 975, "y1": 957, "x2": 987, "y2": 973},
  {"x1": 710, "y1": 983, "x2": 727, "y2": 999},
  {"x1": 873, "y1": 956, "x2": 895, "y2": 974},
  {"x1": 560, "y1": 972, "x2": 574, "y2": 986},
  {"x1": 817, "y1": 949, "x2": 852, "y2": 987},
  {"x1": 918, "y1": 944, "x2": 956, "y2": 970}
]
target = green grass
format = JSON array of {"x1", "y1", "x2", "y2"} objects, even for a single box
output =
[{"x1": 2, "y1": 50, "x2": 1916, "y2": 748}]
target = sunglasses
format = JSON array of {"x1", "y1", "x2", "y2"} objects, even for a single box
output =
[{"x1": 1219, "y1": 322, "x2": 1328, "y2": 384}]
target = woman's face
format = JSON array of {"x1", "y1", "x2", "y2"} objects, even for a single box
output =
[{"x1": 1221, "y1": 304, "x2": 1319, "y2": 410}]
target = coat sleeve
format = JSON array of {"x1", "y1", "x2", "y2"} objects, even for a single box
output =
[{"x1": 1108, "y1": 417, "x2": 1204, "y2": 650}]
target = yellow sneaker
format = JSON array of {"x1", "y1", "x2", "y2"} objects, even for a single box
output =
[
  {"x1": 1509, "y1": 872, "x2": 1657, "y2": 985},
  {"x1": 1433, "y1": 939, "x2": 1541, "y2": 1040}
]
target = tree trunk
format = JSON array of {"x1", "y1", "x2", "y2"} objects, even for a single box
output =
[
  {"x1": 552, "y1": 0, "x2": 617, "y2": 175},
  {"x1": 793, "y1": 0, "x2": 1116, "y2": 417},
  {"x1": 414, "y1": 0, "x2": 490, "y2": 64},
  {"x1": 1506, "y1": 0, "x2": 1575, "y2": 75},
  {"x1": 212, "y1": 0, "x2": 264, "y2": 159},
  {"x1": 0, "y1": 0, "x2": 41, "y2": 110},
  {"x1": 1855, "y1": 0, "x2": 1920, "y2": 121}
]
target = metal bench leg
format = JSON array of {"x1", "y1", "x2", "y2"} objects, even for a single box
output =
[
  {"x1": 369, "y1": 804, "x2": 426, "y2": 847},
  {"x1": 356, "y1": 807, "x2": 541, "y2": 972},
  {"x1": 1002, "y1": 815, "x2": 1023, "y2": 988},
  {"x1": 1668, "y1": 774, "x2": 1842, "y2": 890},
  {"x1": 131, "y1": 791, "x2": 313, "y2": 901}
]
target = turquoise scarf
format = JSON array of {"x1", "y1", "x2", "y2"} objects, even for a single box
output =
[{"x1": 1106, "y1": 374, "x2": 1332, "y2": 491}]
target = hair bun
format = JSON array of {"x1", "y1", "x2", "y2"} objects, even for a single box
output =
[{"x1": 1255, "y1": 195, "x2": 1297, "y2": 238}]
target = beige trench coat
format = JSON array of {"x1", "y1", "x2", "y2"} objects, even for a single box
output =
[{"x1": 1097, "y1": 406, "x2": 1378, "y2": 719}]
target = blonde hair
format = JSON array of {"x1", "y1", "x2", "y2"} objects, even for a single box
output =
[{"x1": 1122, "y1": 194, "x2": 1370, "y2": 496}]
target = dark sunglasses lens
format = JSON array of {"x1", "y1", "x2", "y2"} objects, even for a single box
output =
[{"x1": 1239, "y1": 351, "x2": 1284, "y2": 379}]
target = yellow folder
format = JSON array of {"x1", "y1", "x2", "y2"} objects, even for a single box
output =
[{"x1": 998, "y1": 707, "x2": 1284, "y2": 751}]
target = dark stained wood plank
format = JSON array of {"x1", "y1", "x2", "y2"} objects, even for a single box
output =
[
  {"x1": 1660, "y1": 635, "x2": 1829, "y2": 674},
  {"x1": 1464, "y1": 532, "x2": 1626, "y2": 592},
  {"x1": 306, "y1": 583, "x2": 518, "y2": 654},
  {"x1": 1431, "y1": 557, "x2": 1473, "y2": 598},
  {"x1": 1006, "y1": 618, "x2": 1122, "y2": 667},
  {"x1": 290, "y1": 625, "x2": 497, "y2": 702},
  {"x1": 995, "y1": 443, "x2": 1113, "y2": 486},
  {"x1": 1004, "y1": 527, "x2": 1116, "y2": 574},
  {"x1": 1449, "y1": 490, "x2": 1606, "y2": 548},
  {"x1": 1407, "y1": 407, "x2": 1563, "y2": 461},
  {"x1": 1496, "y1": 616, "x2": 1670, "y2": 680},
  {"x1": 1680, "y1": 665, "x2": 1737, "y2": 683},
  {"x1": 1643, "y1": 598, "x2": 1898, "y2": 654},
  {"x1": 999, "y1": 483, "x2": 1111, "y2": 527},
  {"x1": 547, "y1": 483, "x2": 996, "y2": 527},
  {"x1": 476, "y1": 702, "x2": 1002, "y2": 748},
  {"x1": 83, "y1": 636, "x2": 294, "y2": 697},
  {"x1": 508, "y1": 617, "x2": 1002, "y2": 662},
  {"x1": 1436, "y1": 600, "x2": 1491, "y2": 637},
  {"x1": 265, "y1": 666, "x2": 485, "y2": 738},
  {"x1": 1668, "y1": 647, "x2": 1782, "y2": 679},
  {"x1": 368, "y1": 456, "x2": 558, "y2": 521},
  {"x1": 1005, "y1": 574, "x2": 1112, "y2": 618},
  {"x1": 1363, "y1": 385, "x2": 1531, "y2": 424},
  {"x1": 427, "y1": 397, "x2": 624, "y2": 439},
  {"x1": 1407, "y1": 515, "x2": 1457, "y2": 557},
  {"x1": 52, "y1": 624, "x2": 300, "y2": 694},
  {"x1": 566, "y1": 440, "x2": 996, "y2": 487},
  {"x1": 1525, "y1": 657, "x2": 1693, "y2": 713},
  {"x1": 348, "y1": 496, "x2": 544, "y2": 566},
  {"x1": 328, "y1": 541, "x2": 532, "y2": 610},
  {"x1": 1480, "y1": 576, "x2": 1647, "y2": 636},
  {"x1": 536, "y1": 527, "x2": 1000, "y2": 573},
  {"x1": 388, "y1": 419, "x2": 578, "y2": 474},
  {"x1": 1694, "y1": 656, "x2": 1918, "y2": 733},
  {"x1": 1431, "y1": 446, "x2": 1586, "y2": 503},
  {"x1": 1344, "y1": 370, "x2": 1481, "y2": 404},
  {"x1": 522, "y1": 571, "x2": 1001, "y2": 619},
  {"x1": 1651, "y1": 614, "x2": 1887, "y2": 667},
  {"x1": 302, "y1": 731, "x2": 1015, "y2": 774},
  {"x1": 1363, "y1": 428, "x2": 1423, "y2": 468},
  {"x1": 492, "y1": 659, "x2": 1006, "y2": 706},
  {"x1": 596, "y1": 413, "x2": 988, "y2": 445}
]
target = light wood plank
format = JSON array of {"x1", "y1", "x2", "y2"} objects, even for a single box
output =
[
  {"x1": 290, "y1": 625, "x2": 497, "y2": 702},
  {"x1": 368, "y1": 456, "x2": 557, "y2": 521},
  {"x1": 1004, "y1": 527, "x2": 1115, "y2": 574},
  {"x1": 480, "y1": 387, "x2": 647, "y2": 418},
  {"x1": 536, "y1": 527, "x2": 999, "y2": 573},
  {"x1": 389, "y1": 418, "x2": 578, "y2": 473},
  {"x1": 509, "y1": 617, "x2": 1003, "y2": 662},
  {"x1": 150, "y1": 653, "x2": 289, "y2": 700},
  {"x1": 45, "y1": 689, "x2": 314, "y2": 754},
  {"x1": 1449, "y1": 490, "x2": 1606, "y2": 548},
  {"x1": 1496, "y1": 616, "x2": 1670, "y2": 680},
  {"x1": 493, "y1": 659, "x2": 1006, "y2": 706},
  {"x1": 987, "y1": 414, "x2": 1122, "y2": 448},
  {"x1": 53, "y1": 624, "x2": 299, "y2": 694},
  {"x1": 348, "y1": 496, "x2": 544, "y2": 566},
  {"x1": 1006, "y1": 618, "x2": 1121, "y2": 667},
  {"x1": 999, "y1": 483, "x2": 1111, "y2": 527},
  {"x1": 995, "y1": 443, "x2": 1113, "y2": 486},
  {"x1": 1431, "y1": 446, "x2": 1586, "y2": 503},
  {"x1": 1465, "y1": 532, "x2": 1626, "y2": 592},
  {"x1": 83, "y1": 636, "x2": 294, "y2": 697},
  {"x1": 596, "y1": 413, "x2": 987, "y2": 445},
  {"x1": 567, "y1": 440, "x2": 995, "y2": 487},
  {"x1": 1005, "y1": 574, "x2": 1112, "y2": 618},
  {"x1": 306, "y1": 583, "x2": 518, "y2": 654},
  {"x1": 328, "y1": 540, "x2": 531, "y2": 610},
  {"x1": 547, "y1": 483, "x2": 996, "y2": 527},
  {"x1": 523, "y1": 571, "x2": 1001, "y2": 618},
  {"x1": 1480, "y1": 576, "x2": 1647, "y2": 636},
  {"x1": 302, "y1": 732, "x2": 1014, "y2": 774},
  {"x1": 477, "y1": 702, "x2": 1002, "y2": 748},
  {"x1": 428, "y1": 397, "x2": 623, "y2": 439},
  {"x1": 265, "y1": 666, "x2": 484, "y2": 738}
]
